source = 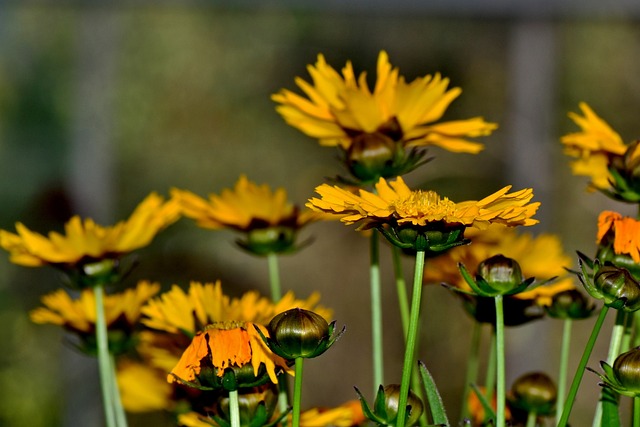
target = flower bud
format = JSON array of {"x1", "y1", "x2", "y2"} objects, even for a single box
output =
[
  {"x1": 508, "y1": 372, "x2": 556, "y2": 415},
  {"x1": 237, "y1": 226, "x2": 297, "y2": 255},
  {"x1": 612, "y1": 347, "x2": 640, "y2": 395},
  {"x1": 595, "y1": 265, "x2": 640, "y2": 311},
  {"x1": 346, "y1": 133, "x2": 398, "y2": 182},
  {"x1": 478, "y1": 255, "x2": 524, "y2": 293},
  {"x1": 356, "y1": 384, "x2": 423, "y2": 427},
  {"x1": 213, "y1": 384, "x2": 279, "y2": 427},
  {"x1": 264, "y1": 308, "x2": 344, "y2": 359},
  {"x1": 545, "y1": 289, "x2": 596, "y2": 320}
]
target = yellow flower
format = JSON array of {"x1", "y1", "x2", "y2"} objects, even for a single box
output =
[
  {"x1": 598, "y1": 211, "x2": 640, "y2": 263},
  {"x1": 273, "y1": 51, "x2": 496, "y2": 154},
  {"x1": 308, "y1": 176, "x2": 539, "y2": 230},
  {"x1": 117, "y1": 360, "x2": 172, "y2": 413},
  {"x1": 172, "y1": 175, "x2": 327, "y2": 254},
  {"x1": 299, "y1": 400, "x2": 366, "y2": 427},
  {"x1": 141, "y1": 280, "x2": 332, "y2": 336},
  {"x1": 0, "y1": 192, "x2": 180, "y2": 267},
  {"x1": 30, "y1": 280, "x2": 161, "y2": 333},
  {"x1": 168, "y1": 321, "x2": 289, "y2": 387},
  {"x1": 561, "y1": 102, "x2": 640, "y2": 194}
]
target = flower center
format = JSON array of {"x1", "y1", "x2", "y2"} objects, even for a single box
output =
[
  {"x1": 206, "y1": 320, "x2": 246, "y2": 331},
  {"x1": 392, "y1": 191, "x2": 456, "y2": 218}
]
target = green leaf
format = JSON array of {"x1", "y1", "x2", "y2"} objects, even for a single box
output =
[{"x1": 418, "y1": 361, "x2": 449, "y2": 426}]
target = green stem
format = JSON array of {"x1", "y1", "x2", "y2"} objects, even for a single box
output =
[
  {"x1": 461, "y1": 322, "x2": 483, "y2": 422},
  {"x1": 267, "y1": 252, "x2": 289, "y2": 414},
  {"x1": 370, "y1": 231, "x2": 384, "y2": 392},
  {"x1": 94, "y1": 284, "x2": 116, "y2": 427},
  {"x1": 396, "y1": 249, "x2": 425, "y2": 427},
  {"x1": 229, "y1": 389, "x2": 240, "y2": 427},
  {"x1": 633, "y1": 311, "x2": 640, "y2": 348},
  {"x1": 634, "y1": 396, "x2": 640, "y2": 427},
  {"x1": 494, "y1": 295, "x2": 506, "y2": 427},
  {"x1": 110, "y1": 354, "x2": 128, "y2": 427},
  {"x1": 292, "y1": 358, "x2": 304, "y2": 427},
  {"x1": 556, "y1": 318, "x2": 573, "y2": 425},
  {"x1": 594, "y1": 310, "x2": 627, "y2": 427},
  {"x1": 267, "y1": 252, "x2": 282, "y2": 302},
  {"x1": 558, "y1": 305, "x2": 610, "y2": 427},
  {"x1": 484, "y1": 328, "x2": 497, "y2": 406},
  {"x1": 392, "y1": 245, "x2": 410, "y2": 335},
  {"x1": 526, "y1": 410, "x2": 537, "y2": 427}
]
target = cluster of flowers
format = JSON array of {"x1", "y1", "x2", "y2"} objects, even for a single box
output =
[{"x1": 5, "y1": 50, "x2": 640, "y2": 427}]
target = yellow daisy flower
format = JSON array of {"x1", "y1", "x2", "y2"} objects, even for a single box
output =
[
  {"x1": 273, "y1": 50, "x2": 496, "y2": 154},
  {"x1": 561, "y1": 102, "x2": 626, "y2": 190},
  {"x1": 172, "y1": 175, "x2": 326, "y2": 254},
  {"x1": 307, "y1": 176, "x2": 538, "y2": 252},
  {"x1": 168, "y1": 321, "x2": 289, "y2": 387},
  {"x1": 141, "y1": 280, "x2": 332, "y2": 337},
  {"x1": 0, "y1": 192, "x2": 180, "y2": 268},
  {"x1": 30, "y1": 280, "x2": 161, "y2": 353}
]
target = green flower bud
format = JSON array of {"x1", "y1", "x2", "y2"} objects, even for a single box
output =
[
  {"x1": 356, "y1": 384, "x2": 424, "y2": 427},
  {"x1": 479, "y1": 255, "x2": 524, "y2": 292},
  {"x1": 62, "y1": 258, "x2": 121, "y2": 289},
  {"x1": 508, "y1": 372, "x2": 557, "y2": 416},
  {"x1": 456, "y1": 255, "x2": 534, "y2": 297},
  {"x1": 545, "y1": 289, "x2": 596, "y2": 320},
  {"x1": 237, "y1": 226, "x2": 297, "y2": 256},
  {"x1": 613, "y1": 347, "x2": 640, "y2": 395},
  {"x1": 346, "y1": 133, "x2": 398, "y2": 182},
  {"x1": 595, "y1": 266, "x2": 640, "y2": 311},
  {"x1": 592, "y1": 347, "x2": 640, "y2": 398},
  {"x1": 213, "y1": 384, "x2": 279, "y2": 427},
  {"x1": 262, "y1": 308, "x2": 344, "y2": 359}
]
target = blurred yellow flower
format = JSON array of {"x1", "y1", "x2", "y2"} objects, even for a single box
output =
[
  {"x1": 141, "y1": 280, "x2": 332, "y2": 336},
  {"x1": 561, "y1": 102, "x2": 627, "y2": 191},
  {"x1": 172, "y1": 175, "x2": 323, "y2": 232},
  {"x1": 273, "y1": 50, "x2": 496, "y2": 154},
  {"x1": 117, "y1": 360, "x2": 172, "y2": 413},
  {"x1": 0, "y1": 192, "x2": 180, "y2": 267},
  {"x1": 299, "y1": 400, "x2": 366, "y2": 427},
  {"x1": 307, "y1": 176, "x2": 539, "y2": 230},
  {"x1": 168, "y1": 321, "x2": 288, "y2": 385},
  {"x1": 30, "y1": 280, "x2": 161, "y2": 333},
  {"x1": 598, "y1": 211, "x2": 640, "y2": 263}
]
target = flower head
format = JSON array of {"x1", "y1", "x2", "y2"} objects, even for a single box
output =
[
  {"x1": 168, "y1": 321, "x2": 289, "y2": 390},
  {"x1": 0, "y1": 193, "x2": 180, "y2": 269},
  {"x1": 30, "y1": 280, "x2": 160, "y2": 354},
  {"x1": 308, "y1": 176, "x2": 538, "y2": 253},
  {"x1": 508, "y1": 372, "x2": 557, "y2": 416},
  {"x1": 172, "y1": 175, "x2": 326, "y2": 255},
  {"x1": 117, "y1": 360, "x2": 173, "y2": 413},
  {"x1": 141, "y1": 280, "x2": 332, "y2": 337},
  {"x1": 597, "y1": 211, "x2": 640, "y2": 267},
  {"x1": 592, "y1": 346, "x2": 640, "y2": 398},
  {"x1": 562, "y1": 102, "x2": 640, "y2": 201},
  {"x1": 273, "y1": 51, "x2": 496, "y2": 182},
  {"x1": 299, "y1": 400, "x2": 366, "y2": 427}
]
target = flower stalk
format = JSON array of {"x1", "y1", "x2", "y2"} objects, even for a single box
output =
[
  {"x1": 558, "y1": 305, "x2": 610, "y2": 427},
  {"x1": 396, "y1": 249, "x2": 425, "y2": 427},
  {"x1": 556, "y1": 318, "x2": 573, "y2": 425},
  {"x1": 494, "y1": 295, "x2": 506, "y2": 427},
  {"x1": 94, "y1": 284, "x2": 117, "y2": 427},
  {"x1": 228, "y1": 389, "x2": 240, "y2": 427},
  {"x1": 292, "y1": 357, "x2": 304, "y2": 427},
  {"x1": 371, "y1": 231, "x2": 384, "y2": 392}
]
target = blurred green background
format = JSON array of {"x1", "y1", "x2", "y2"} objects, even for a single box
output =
[{"x1": 3, "y1": 2, "x2": 640, "y2": 426}]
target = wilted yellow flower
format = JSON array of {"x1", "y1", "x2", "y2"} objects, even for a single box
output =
[
  {"x1": 117, "y1": 360, "x2": 172, "y2": 413},
  {"x1": 31, "y1": 280, "x2": 161, "y2": 333},
  {"x1": 299, "y1": 400, "x2": 366, "y2": 427},
  {"x1": 598, "y1": 211, "x2": 640, "y2": 263},
  {"x1": 0, "y1": 192, "x2": 180, "y2": 267},
  {"x1": 168, "y1": 321, "x2": 289, "y2": 386},
  {"x1": 308, "y1": 177, "x2": 539, "y2": 230},
  {"x1": 273, "y1": 51, "x2": 496, "y2": 154},
  {"x1": 141, "y1": 280, "x2": 332, "y2": 337}
]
